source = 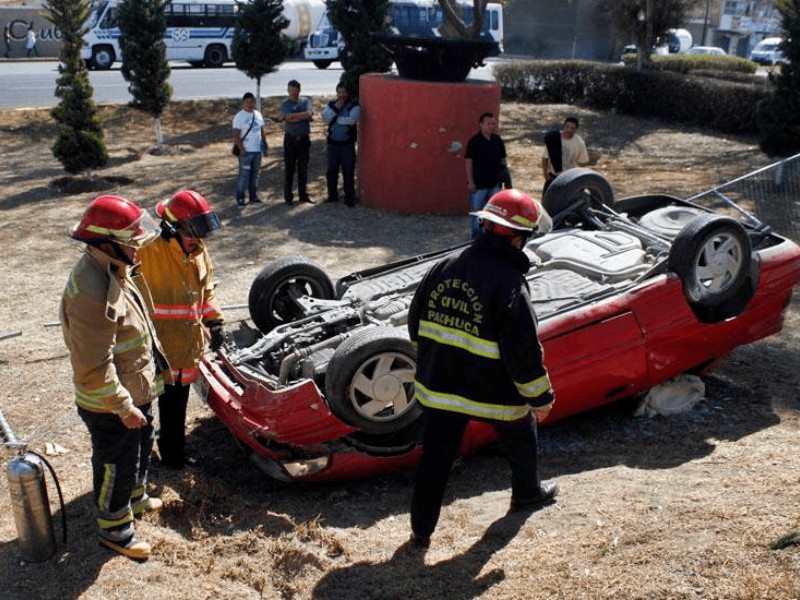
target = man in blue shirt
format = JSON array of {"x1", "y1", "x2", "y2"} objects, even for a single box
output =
[
  {"x1": 280, "y1": 80, "x2": 315, "y2": 205},
  {"x1": 322, "y1": 83, "x2": 361, "y2": 207}
]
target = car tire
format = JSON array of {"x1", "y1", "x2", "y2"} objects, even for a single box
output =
[
  {"x1": 325, "y1": 327, "x2": 420, "y2": 435},
  {"x1": 668, "y1": 214, "x2": 754, "y2": 316},
  {"x1": 203, "y1": 44, "x2": 227, "y2": 68},
  {"x1": 542, "y1": 168, "x2": 614, "y2": 229},
  {"x1": 91, "y1": 45, "x2": 115, "y2": 70},
  {"x1": 248, "y1": 256, "x2": 335, "y2": 333}
]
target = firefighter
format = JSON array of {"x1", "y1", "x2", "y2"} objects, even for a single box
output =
[
  {"x1": 407, "y1": 189, "x2": 559, "y2": 549},
  {"x1": 137, "y1": 189, "x2": 225, "y2": 469},
  {"x1": 61, "y1": 195, "x2": 169, "y2": 561}
]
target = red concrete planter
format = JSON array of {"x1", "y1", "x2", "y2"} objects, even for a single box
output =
[{"x1": 358, "y1": 73, "x2": 501, "y2": 215}]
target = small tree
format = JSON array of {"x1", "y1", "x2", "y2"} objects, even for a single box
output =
[
  {"x1": 44, "y1": 0, "x2": 108, "y2": 175},
  {"x1": 757, "y1": 0, "x2": 800, "y2": 156},
  {"x1": 232, "y1": 0, "x2": 289, "y2": 109},
  {"x1": 326, "y1": 0, "x2": 392, "y2": 97},
  {"x1": 117, "y1": 0, "x2": 172, "y2": 147},
  {"x1": 597, "y1": 0, "x2": 694, "y2": 69}
]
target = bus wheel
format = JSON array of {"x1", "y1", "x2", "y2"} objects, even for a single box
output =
[
  {"x1": 91, "y1": 45, "x2": 115, "y2": 70},
  {"x1": 204, "y1": 45, "x2": 227, "y2": 68}
]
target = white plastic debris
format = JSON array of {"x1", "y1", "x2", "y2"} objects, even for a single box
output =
[
  {"x1": 44, "y1": 442, "x2": 69, "y2": 456},
  {"x1": 635, "y1": 374, "x2": 705, "y2": 418}
]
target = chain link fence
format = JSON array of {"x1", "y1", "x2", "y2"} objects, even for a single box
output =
[{"x1": 687, "y1": 153, "x2": 800, "y2": 243}]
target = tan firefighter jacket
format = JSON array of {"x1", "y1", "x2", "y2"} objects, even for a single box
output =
[
  {"x1": 60, "y1": 245, "x2": 169, "y2": 416},
  {"x1": 137, "y1": 236, "x2": 223, "y2": 384}
]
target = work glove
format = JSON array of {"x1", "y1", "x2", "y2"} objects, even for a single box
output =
[{"x1": 207, "y1": 320, "x2": 226, "y2": 352}]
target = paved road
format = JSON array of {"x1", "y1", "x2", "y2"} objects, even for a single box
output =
[{"x1": 0, "y1": 58, "x2": 497, "y2": 109}]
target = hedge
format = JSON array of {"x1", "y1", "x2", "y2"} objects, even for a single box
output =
[{"x1": 494, "y1": 60, "x2": 771, "y2": 134}]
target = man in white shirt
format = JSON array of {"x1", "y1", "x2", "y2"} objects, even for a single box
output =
[{"x1": 232, "y1": 92, "x2": 268, "y2": 207}]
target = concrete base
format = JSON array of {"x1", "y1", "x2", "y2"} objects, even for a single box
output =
[{"x1": 358, "y1": 73, "x2": 501, "y2": 215}]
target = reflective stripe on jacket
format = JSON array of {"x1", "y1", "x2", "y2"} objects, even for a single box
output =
[
  {"x1": 407, "y1": 234, "x2": 553, "y2": 421},
  {"x1": 137, "y1": 236, "x2": 222, "y2": 384},
  {"x1": 60, "y1": 245, "x2": 167, "y2": 415}
]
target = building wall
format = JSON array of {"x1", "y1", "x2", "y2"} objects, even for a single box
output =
[
  {"x1": 503, "y1": 0, "x2": 616, "y2": 61},
  {"x1": 2, "y1": 7, "x2": 62, "y2": 57}
]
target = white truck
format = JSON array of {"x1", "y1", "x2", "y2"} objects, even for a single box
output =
[
  {"x1": 304, "y1": 0, "x2": 503, "y2": 69},
  {"x1": 82, "y1": 0, "x2": 325, "y2": 70}
]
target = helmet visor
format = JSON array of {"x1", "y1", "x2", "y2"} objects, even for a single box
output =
[
  {"x1": 182, "y1": 211, "x2": 221, "y2": 238},
  {"x1": 97, "y1": 211, "x2": 160, "y2": 248}
]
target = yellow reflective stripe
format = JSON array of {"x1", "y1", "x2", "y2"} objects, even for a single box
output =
[
  {"x1": 515, "y1": 373, "x2": 552, "y2": 399},
  {"x1": 510, "y1": 213, "x2": 537, "y2": 229},
  {"x1": 98, "y1": 463, "x2": 115, "y2": 512},
  {"x1": 97, "y1": 513, "x2": 134, "y2": 529},
  {"x1": 65, "y1": 273, "x2": 80, "y2": 299},
  {"x1": 418, "y1": 320, "x2": 500, "y2": 359},
  {"x1": 75, "y1": 383, "x2": 118, "y2": 411},
  {"x1": 114, "y1": 333, "x2": 149, "y2": 354},
  {"x1": 86, "y1": 224, "x2": 136, "y2": 240},
  {"x1": 415, "y1": 381, "x2": 529, "y2": 422}
]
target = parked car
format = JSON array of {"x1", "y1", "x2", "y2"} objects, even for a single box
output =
[
  {"x1": 686, "y1": 46, "x2": 727, "y2": 56},
  {"x1": 750, "y1": 37, "x2": 785, "y2": 65},
  {"x1": 197, "y1": 168, "x2": 800, "y2": 483}
]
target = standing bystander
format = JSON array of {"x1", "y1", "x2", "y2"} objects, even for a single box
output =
[
  {"x1": 465, "y1": 112, "x2": 507, "y2": 238},
  {"x1": 4, "y1": 25, "x2": 12, "y2": 58},
  {"x1": 138, "y1": 190, "x2": 225, "y2": 469},
  {"x1": 60, "y1": 195, "x2": 168, "y2": 561},
  {"x1": 280, "y1": 80, "x2": 315, "y2": 205},
  {"x1": 25, "y1": 25, "x2": 38, "y2": 57},
  {"x1": 407, "y1": 189, "x2": 559, "y2": 549},
  {"x1": 232, "y1": 92, "x2": 268, "y2": 207},
  {"x1": 322, "y1": 83, "x2": 361, "y2": 207},
  {"x1": 541, "y1": 116, "x2": 599, "y2": 194}
]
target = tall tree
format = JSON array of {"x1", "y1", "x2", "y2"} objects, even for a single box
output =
[
  {"x1": 326, "y1": 0, "x2": 392, "y2": 97},
  {"x1": 43, "y1": 0, "x2": 108, "y2": 175},
  {"x1": 757, "y1": 0, "x2": 800, "y2": 156},
  {"x1": 597, "y1": 0, "x2": 695, "y2": 69},
  {"x1": 232, "y1": 0, "x2": 289, "y2": 109},
  {"x1": 117, "y1": 0, "x2": 172, "y2": 147}
]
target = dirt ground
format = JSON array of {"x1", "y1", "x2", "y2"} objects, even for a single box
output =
[{"x1": 0, "y1": 97, "x2": 798, "y2": 600}]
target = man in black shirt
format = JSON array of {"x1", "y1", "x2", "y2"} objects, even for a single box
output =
[{"x1": 465, "y1": 112, "x2": 507, "y2": 238}]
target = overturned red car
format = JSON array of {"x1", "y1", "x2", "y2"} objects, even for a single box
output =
[{"x1": 196, "y1": 167, "x2": 800, "y2": 482}]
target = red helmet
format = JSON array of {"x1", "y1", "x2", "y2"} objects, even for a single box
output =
[
  {"x1": 70, "y1": 195, "x2": 158, "y2": 248},
  {"x1": 156, "y1": 189, "x2": 221, "y2": 238},
  {"x1": 471, "y1": 189, "x2": 541, "y2": 236}
]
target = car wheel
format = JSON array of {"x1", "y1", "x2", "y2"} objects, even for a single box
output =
[
  {"x1": 91, "y1": 45, "x2": 115, "y2": 70},
  {"x1": 543, "y1": 168, "x2": 614, "y2": 229},
  {"x1": 248, "y1": 256, "x2": 335, "y2": 333},
  {"x1": 203, "y1": 44, "x2": 227, "y2": 68},
  {"x1": 325, "y1": 327, "x2": 420, "y2": 435},
  {"x1": 668, "y1": 214, "x2": 753, "y2": 312}
]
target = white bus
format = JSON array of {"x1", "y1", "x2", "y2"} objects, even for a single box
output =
[
  {"x1": 82, "y1": 0, "x2": 239, "y2": 70},
  {"x1": 304, "y1": 0, "x2": 503, "y2": 69}
]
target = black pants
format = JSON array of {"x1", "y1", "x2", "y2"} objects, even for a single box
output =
[
  {"x1": 157, "y1": 382, "x2": 190, "y2": 467},
  {"x1": 284, "y1": 134, "x2": 311, "y2": 203},
  {"x1": 326, "y1": 143, "x2": 356, "y2": 204},
  {"x1": 78, "y1": 403, "x2": 154, "y2": 540},
  {"x1": 411, "y1": 407, "x2": 541, "y2": 538}
]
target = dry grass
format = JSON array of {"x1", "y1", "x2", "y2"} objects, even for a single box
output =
[{"x1": 0, "y1": 99, "x2": 798, "y2": 599}]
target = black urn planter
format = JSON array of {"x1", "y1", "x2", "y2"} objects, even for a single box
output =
[{"x1": 373, "y1": 34, "x2": 500, "y2": 83}]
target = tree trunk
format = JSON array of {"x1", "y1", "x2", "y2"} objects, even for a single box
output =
[{"x1": 154, "y1": 116, "x2": 163, "y2": 146}]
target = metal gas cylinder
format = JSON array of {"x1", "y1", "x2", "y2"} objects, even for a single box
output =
[{"x1": 7, "y1": 452, "x2": 56, "y2": 562}]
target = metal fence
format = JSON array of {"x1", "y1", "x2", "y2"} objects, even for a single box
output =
[{"x1": 688, "y1": 153, "x2": 800, "y2": 242}]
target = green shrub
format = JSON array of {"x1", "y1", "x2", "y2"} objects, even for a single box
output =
[{"x1": 494, "y1": 60, "x2": 769, "y2": 134}]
